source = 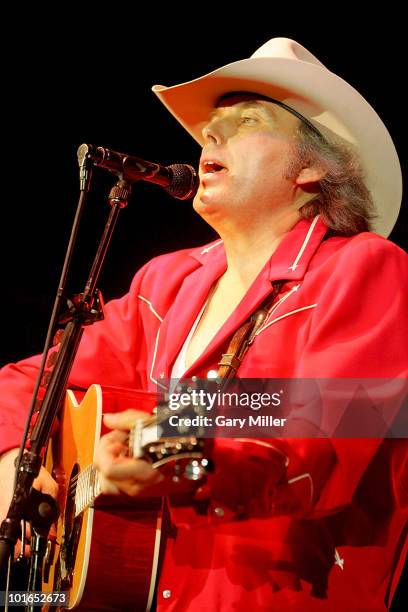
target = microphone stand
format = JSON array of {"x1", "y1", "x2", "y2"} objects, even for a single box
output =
[{"x1": 0, "y1": 149, "x2": 134, "y2": 610}]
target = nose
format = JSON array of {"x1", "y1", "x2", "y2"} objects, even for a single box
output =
[{"x1": 202, "y1": 116, "x2": 233, "y2": 145}]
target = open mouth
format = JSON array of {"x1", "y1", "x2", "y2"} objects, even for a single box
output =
[{"x1": 202, "y1": 161, "x2": 228, "y2": 174}]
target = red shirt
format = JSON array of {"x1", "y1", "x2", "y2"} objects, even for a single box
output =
[{"x1": 0, "y1": 216, "x2": 407, "y2": 610}]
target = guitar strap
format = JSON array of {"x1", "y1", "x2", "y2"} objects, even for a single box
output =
[{"x1": 217, "y1": 281, "x2": 284, "y2": 380}]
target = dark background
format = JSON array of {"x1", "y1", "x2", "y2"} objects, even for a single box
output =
[
  {"x1": 0, "y1": 10, "x2": 406, "y2": 609},
  {"x1": 1, "y1": 13, "x2": 406, "y2": 365}
]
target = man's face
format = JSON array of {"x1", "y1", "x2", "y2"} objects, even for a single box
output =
[{"x1": 194, "y1": 96, "x2": 301, "y2": 229}]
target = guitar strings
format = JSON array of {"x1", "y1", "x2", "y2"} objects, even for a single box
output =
[{"x1": 66, "y1": 405, "x2": 201, "y2": 498}]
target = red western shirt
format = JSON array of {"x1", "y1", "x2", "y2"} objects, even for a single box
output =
[{"x1": 0, "y1": 216, "x2": 407, "y2": 610}]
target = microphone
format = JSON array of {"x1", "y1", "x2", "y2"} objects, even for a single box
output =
[{"x1": 77, "y1": 143, "x2": 199, "y2": 200}]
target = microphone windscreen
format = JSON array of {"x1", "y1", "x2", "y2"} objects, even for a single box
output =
[{"x1": 165, "y1": 164, "x2": 199, "y2": 200}]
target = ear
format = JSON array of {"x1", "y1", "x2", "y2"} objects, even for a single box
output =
[{"x1": 295, "y1": 165, "x2": 326, "y2": 185}]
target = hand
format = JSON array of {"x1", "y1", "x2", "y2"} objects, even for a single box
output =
[
  {"x1": 95, "y1": 410, "x2": 164, "y2": 497},
  {"x1": 0, "y1": 448, "x2": 59, "y2": 558}
]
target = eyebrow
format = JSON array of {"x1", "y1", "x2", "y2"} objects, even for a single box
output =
[
  {"x1": 208, "y1": 100, "x2": 276, "y2": 121},
  {"x1": 211, "y1": 92, "x2": 326, "y2": 141}
]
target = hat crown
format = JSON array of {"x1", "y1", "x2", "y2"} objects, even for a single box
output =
[
  {"x1": 152, "y1": 36, "x2": 402, "y2": 236},
  {"x1": 251, "y1": 37, "x2": 326, "y2": 69}
]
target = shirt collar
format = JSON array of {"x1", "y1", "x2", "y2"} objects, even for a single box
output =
[{"x1": 188, "y1": 215, "x2": 328, "y2": 281}]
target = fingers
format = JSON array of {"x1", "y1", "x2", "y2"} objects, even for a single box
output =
[
  {"x1": 0, "y1": 451, "x2": 60, "y2": 500},
  {"x1": 99, "y1": 455, "x2": 162, "y2": 483},
  {"x1": 0, "y1": 450, "x2": 59, "y2": 504},
  {"x1": 95, "y1": 425, "x2": 164, "y2": 497},
  {"x1": 95, "y1": 456, "x2": 163, "y2": 496},
  {"x1": 96, "y1": 409, "x2": 164, "y2": 497},
  {"x1": 33, "y1": 465, "x2": 59, "y2": 499},
  {"x1": 99, "y1": 429, "x2": 129, "y2": 447},
  {"x1": 103, "y1": 409, "x2": 148, "y2": 431},
  {"x1": 0, "y1": 449, "x2": 59, "y2": 559},
  {"x1": 97, "y1": 472, "x2": 160, "y2": 497},
  {"x1": 95, "y1": 436, "x2": 163, "y2": 483}
]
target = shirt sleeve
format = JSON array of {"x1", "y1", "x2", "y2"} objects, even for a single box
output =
[
  {"x1": 0, "y1": 260, "x2": 152, "y2": 454},
  {"x1": 293, "y1": 236, "x2": 408, "y2": 517}
]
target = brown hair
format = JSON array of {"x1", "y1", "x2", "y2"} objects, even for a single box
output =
[{"x1": 287, "y1": 122, "x2": 377, "y2": 235}]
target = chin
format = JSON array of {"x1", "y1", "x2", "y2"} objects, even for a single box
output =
[
  {"x1": 193, "y1": 194, "x2": 225, "y2": 225},
  {"x1": 194, "y1": 184, "x2": 228, "y2": 206},
  {"x1": 193, "y1": 191, "x2": 215, "y2": 211}
]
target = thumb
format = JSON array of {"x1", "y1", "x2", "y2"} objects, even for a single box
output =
[{"x1": 103, "y1": 409, "x2": 149, "y2": 431}]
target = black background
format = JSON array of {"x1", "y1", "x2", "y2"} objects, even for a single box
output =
[
  {"x1": 1, "y1": 13, "x2": 406, "y2": 365},
  {"x1": 0, "y1": 9, "x2": 406, "y2": 609}
]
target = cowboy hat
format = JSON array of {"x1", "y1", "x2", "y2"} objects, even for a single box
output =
[{"x1": 152, "y1": 37, "x2": 402, "y2": 237}]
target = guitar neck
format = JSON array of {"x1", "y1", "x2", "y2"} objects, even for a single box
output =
[{"x1": 73, "y1": 464, "x2": 101, "y2": 517}]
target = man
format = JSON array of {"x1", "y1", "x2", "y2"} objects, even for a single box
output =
[{"x1": 0, "y1": 38, "x2": 407, "y2": 610}]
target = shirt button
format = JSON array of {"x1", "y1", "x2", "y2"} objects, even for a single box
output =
[
  {"x1": 162, "y1": 589, "x2": 172, "y2": 599},
  {"x1": 159, "y1": 372, "x2": 165, "y2": 379},
  {"x1": 213, "y1": 506, "x2": 224, "y2": 517}
]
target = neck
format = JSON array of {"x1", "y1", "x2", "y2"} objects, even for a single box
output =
[{"x1": 218, "y1": 207, "x2": 301, "y2": 288}]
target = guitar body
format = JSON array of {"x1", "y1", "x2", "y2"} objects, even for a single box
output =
[{"x1": 42, "y1": 384, "x2": 164, "y2": 611}]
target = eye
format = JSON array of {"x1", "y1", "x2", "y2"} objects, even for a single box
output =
[{"x1": 238, "y1": 114, "x2": 259, "y2": 125}]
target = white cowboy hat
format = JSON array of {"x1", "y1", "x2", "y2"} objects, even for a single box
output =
[{"x1": 152, "y1": 37, "x2": 402, "y2": 237}]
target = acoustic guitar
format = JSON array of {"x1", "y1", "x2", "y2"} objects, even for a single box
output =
[{"x1": 41, "y1": 384, "x2": 208, "y2": 611}]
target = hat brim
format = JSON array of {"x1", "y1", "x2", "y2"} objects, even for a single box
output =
[{"x1": 153, "y1": 56, "x2": 402, "y2": 237}]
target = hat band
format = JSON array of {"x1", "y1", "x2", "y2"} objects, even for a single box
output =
[{"x1": 217, "y1": 91, "x2": 326, "y2": 141}]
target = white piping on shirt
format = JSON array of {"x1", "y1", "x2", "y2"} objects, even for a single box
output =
[
  {"x1": 200, "y1": 240, "x2": 223, "y2": 255},
  {"x1": 288, "y1": 215, "x2": 320, "y2": 271},
  {"x1": 255, "y1": 302, "x2": 317, "y2": 336},
  {"x1": 334, "y1": 549, "x2": 345, "y2": 570},
  {"x1": 233, "y1": 444, "x2": 314, "y2": 510},
  {"x1": 255, "y1": 304, "x2": 318, "y2": 337},
  {"x1": 137, "y1": 295, "x2": 167, "y2": 388},
  {"x1": 288, "y1": 472, "x2": 314, "y2": 509},
  {"x1": 262, "y1": 284, "x2": 301, "y2": 327},
  {"x1": 137, "y1": 295, "x2": 163, "y2": 322},
  {"x1": 149, "y1": 327, "x2": 167, "y2": 390}
]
